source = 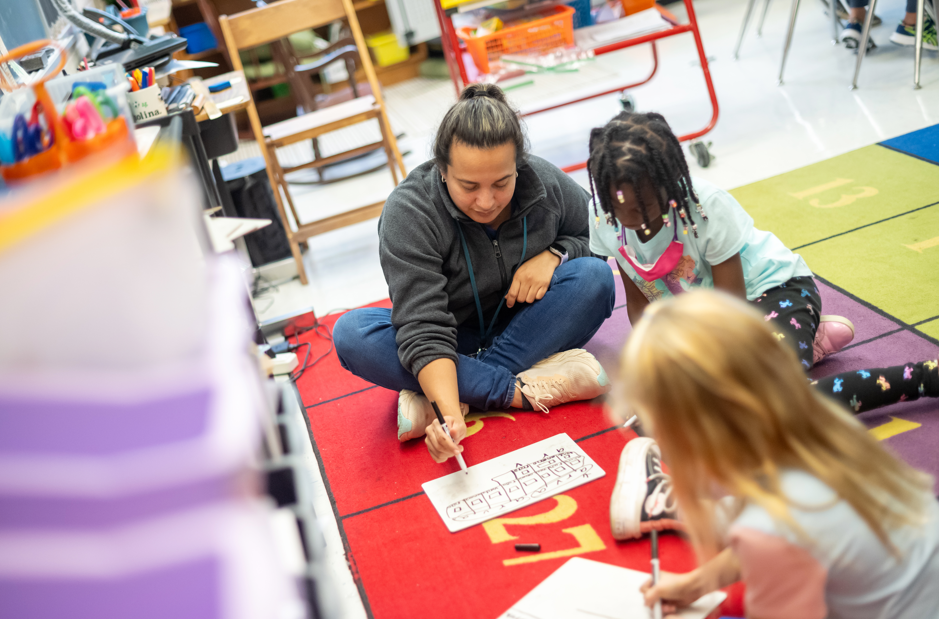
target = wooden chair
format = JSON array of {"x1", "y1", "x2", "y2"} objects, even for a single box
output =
[{"x1": 219, "y1": 0, "x2": 407, "y2": 285}]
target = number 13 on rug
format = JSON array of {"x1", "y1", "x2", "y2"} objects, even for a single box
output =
[{"x1": 422, "y1": 434, "x2": 606, "y2": 533}]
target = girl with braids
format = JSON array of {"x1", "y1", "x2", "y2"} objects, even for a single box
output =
[
  {"x1": 334, "y1": 84, "x2": 616, "y2": 465},
  {"x1": 587, "y1": 110, "x2": 855, "y2": 370}
]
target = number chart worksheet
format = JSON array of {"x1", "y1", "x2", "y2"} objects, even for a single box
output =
[{"x1": 422, "y1": 434, "x2": 605, "y2": 533}]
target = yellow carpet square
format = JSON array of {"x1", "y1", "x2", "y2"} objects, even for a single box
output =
[
  {"x1": 730, "y1": 145, "x2": 939, "y2": 249},
  {"x1": 798, "y1": 205, "x2": 939, "y2": 324},
  {"x1": 918, "y1": 318, "x2": 939, "y2": 342}
]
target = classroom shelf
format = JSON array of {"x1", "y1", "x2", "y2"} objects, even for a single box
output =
[
  {"x1": 353, "y1": 0, "x2": 387, "y2": 10},
  {"x1": 182, "y1": 47, "x2": 223, "y2": 61}
]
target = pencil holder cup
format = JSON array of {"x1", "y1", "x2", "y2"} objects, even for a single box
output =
[{"x1": 127, "y1": 86, "x2": 168, "y2": 124}]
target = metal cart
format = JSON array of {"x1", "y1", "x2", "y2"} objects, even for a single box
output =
[{"x1": 432, "y1": 0, "x2": 720, "y2": 169}]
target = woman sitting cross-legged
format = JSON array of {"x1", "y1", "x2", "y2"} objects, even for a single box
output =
[{"x1": 333, "y1": 83, "x2": 615, "y2": 464}]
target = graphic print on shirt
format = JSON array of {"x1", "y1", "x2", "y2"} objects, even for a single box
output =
[{"x1": 633, "y1": 255, "x2": 699, "y2": 301}]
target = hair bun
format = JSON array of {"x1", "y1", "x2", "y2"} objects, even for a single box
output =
[{"x1": 459, "y1": 83, "x2": 507, "y2": 103}]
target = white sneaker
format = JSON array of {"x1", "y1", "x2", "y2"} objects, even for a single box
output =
[
  {"x1": 397, "y1": 390, "x2": 469, "y2": 442},
  {"x1": 610, "y1": 437, "x2": 682, "y2": 540},
  {"x1": 516, "y1": 349, "x2": 611, "y2": 413}
]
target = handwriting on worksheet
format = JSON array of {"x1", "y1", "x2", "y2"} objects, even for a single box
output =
[{"x1": 423, "y1": 434, "x2": 605, "y2": 533}]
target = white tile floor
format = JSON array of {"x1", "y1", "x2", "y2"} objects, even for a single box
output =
[{"x1": 266, "y1": 0, "x2": 939, "y2": 615}]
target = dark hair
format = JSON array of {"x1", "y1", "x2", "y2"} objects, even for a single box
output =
[
  {"x1": 433, "y1": 83, "x2": 529, "y2": 170},
  {"x1": 587, "y1": 111, "x2": 705, "y2": 237}
]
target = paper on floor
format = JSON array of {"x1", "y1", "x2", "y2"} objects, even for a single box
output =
[
  {"x1": 499, "y1": 557, "x2": 727, "y2": 619},
  {"x1": 422, "y1": 433, "x2": 604, "y2": 533}
]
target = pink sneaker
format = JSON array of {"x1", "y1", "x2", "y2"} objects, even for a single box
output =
[{"x1": 813, "y1": 315, "x2": 855, "y2": 365}]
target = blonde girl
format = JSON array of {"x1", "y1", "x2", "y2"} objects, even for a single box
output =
[{"x1": 623, "y1": 290, "x2": 939, "y2": 618}]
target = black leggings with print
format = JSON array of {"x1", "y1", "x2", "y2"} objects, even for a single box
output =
[{"x1": 754, "y1": 276, "x2": 939, "y2": 414}]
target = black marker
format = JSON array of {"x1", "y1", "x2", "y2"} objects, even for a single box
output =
[
  {"x1": 431, "y1": 401, "x2": 468, "y2": 473},
  {"x1": 514, "y1": 543, "x2": 540, "y2": 552}
]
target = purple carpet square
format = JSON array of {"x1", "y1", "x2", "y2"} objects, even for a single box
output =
[
  {"x1": 584, "y1": 307, "x2": 633, "y2": 379},
  {"x1": 815, "y1": 280, "x2": 901, "y2": 347},
  {"x1": 810, "y1": 330, "x2": 939, "y2": 380},
  {"x1": 860, "y1": 398, "x2": 939, "y2": 495}
]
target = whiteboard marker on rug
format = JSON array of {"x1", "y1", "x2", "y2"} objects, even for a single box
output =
[
  {"x1": 431, "y1": 400, "x2": 468, "y2": 473},
  {"x1": 651, "y1": 530, "x2": 662, "y2": 619}
]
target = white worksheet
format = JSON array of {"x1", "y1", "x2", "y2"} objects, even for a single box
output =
[
  {"x1": 422, "y1": 433, "x2": 604, "y2": 533},
  {"x1": 499, "y1": 557, "x2": 727, "y2": 619}
]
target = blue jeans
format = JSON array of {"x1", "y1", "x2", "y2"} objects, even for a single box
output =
[{"x1": 334, "y1": 257, "x2": 615, "y2": 411}]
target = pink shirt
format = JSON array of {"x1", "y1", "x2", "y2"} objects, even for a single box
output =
[{"x1": 729, "y1": 470, "x2": 939, "y2": 619}]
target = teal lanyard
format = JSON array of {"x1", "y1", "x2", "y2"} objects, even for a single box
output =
[{"x1": 456, "y1": 216, "x2": 528, "y2": 349}]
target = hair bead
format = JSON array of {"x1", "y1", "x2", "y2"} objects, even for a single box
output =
[{"x1": 616, "y1": 190, "x2": 625, "y2": 204}]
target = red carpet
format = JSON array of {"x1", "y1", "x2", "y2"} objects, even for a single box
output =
[{"x1": 293, "y1": 304, "x2": 745, "y2": 619}]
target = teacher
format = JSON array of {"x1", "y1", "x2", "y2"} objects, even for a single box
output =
[{"x1": 334, "y1": 84, "x2": 615, "y2": 464}]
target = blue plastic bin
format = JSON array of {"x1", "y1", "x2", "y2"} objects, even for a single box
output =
[
  {"x1": 179, "y1": 22, "x2": 218, "y2": 55},
  {"x1": 566, "y1": 0, "x2": 593, "y2": 29}
]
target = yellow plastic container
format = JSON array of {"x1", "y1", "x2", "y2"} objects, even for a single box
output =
[{"x1": 365, "y1": 31, "x2": 410, "y2": 67}]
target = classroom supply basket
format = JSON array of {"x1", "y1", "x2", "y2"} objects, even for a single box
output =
[
  {"x1": 365, "y1": 31, "x2": 410, "y2": 67},
  {"x1": 0, "y1": 41, "x2": 135, "y2": 185},
  {"x1": 457, "y1": 5, "x2": 576, "y2": 74}
]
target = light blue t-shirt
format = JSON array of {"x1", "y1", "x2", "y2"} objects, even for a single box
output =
[{"x1": 588, "y1": 177, "x2": 813, "y2": 302}]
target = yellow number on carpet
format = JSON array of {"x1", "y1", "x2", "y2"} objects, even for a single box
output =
[
  {"x1": 789, "y1": 178, "x2": 853, "y2": 199},
  {"x1": 809, "y1": 186, "x2": 878, "y2": 208},
  {"x1": 464, "y1": 412, "x2": 516, "y2": 438},
  {"x1": 502, "y1": 524, "x2": 606, "y2": 566},
  {"x1": 483, "y1": 495, "x2": 577, "y2": 543},
  {"x1": 905, "y1": 236, "x2": 939, "y2": 254},
  {"x1": 787, "y1": 178, "x2": 878, "y2": 209},
  {"x1": 869, "y1": 416, "x2": 921, "y2": 441}
]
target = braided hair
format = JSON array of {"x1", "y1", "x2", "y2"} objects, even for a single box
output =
[{"x1": 587, "y1": 111, "x2": 707, "y2": 237}]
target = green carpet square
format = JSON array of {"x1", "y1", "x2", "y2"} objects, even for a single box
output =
[
  {"x1": 798, "y1": 205, "x2": 939, "y2": 324},
  {"x1": 730, "y1": 145, "x2": 939, "y2": 249}
]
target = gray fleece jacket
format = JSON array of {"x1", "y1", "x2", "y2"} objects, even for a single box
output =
[{"x1": 377, "y1": 154, "x2": 593, "y2": 377}]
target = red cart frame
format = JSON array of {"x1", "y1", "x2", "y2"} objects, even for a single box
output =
[{"x1": 433, "y1": 0, "x2": 719, "y2": 172}]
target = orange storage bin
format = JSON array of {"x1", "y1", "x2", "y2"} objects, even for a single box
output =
[
  {"x1": 458, "y1": 5, "x2": 576, "y2": 75},
  {"x1": 0, "y1": 40, "x2": 133, "y2": 185},
  {"x1": 621, "y1": 0, "x2": 655, "y2": 15}
]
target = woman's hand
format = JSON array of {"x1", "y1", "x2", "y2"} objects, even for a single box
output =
[
  {"x1": 505, "y1": 249, "x2": 561, "y2": 308},
  {"x1": 425, "y1": 415, "x2": 467, "y2": 463}
]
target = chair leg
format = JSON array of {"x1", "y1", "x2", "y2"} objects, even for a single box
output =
[
  {"x1": 268, "y1": 147, "x2": 304, "y2": 227},
  {"x1": 914, "y1": 0, "x2": 925, "y2": 89},
  {"x1": 733, "y1": 0, "x2": 759, "y2": 59},
  {"x1": 376, "y1": 107, "x2": 407, "y2": 179},
  {"x1": 289, "y1": 238, "x2": 308, "y2": 285},
  {"x1": 831, "y1": 0, "x2": 840, "y2": 43},
  {"x1": 377, "y1": 116, "x2": 399, "y2": 185},
  {"x1": 279, "y1": 175, "x2": 303, "y2": 230},
  {"x1": 778, "y1": 0, "x2": 801, "y2": 85},
  {"x1": 757, "y1": 0, "x2": 772, "y2": 36},
  {"x1": 850, "y1": 0, "x2": 878, "y2": 89}
]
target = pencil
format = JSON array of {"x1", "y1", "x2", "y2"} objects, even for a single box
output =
[
  {"x1": 430, "y1": 400, "x2": 468, "y2": 473},
  {"x1": 651, "y1": 530, "x2": 662, "y2": 619}
]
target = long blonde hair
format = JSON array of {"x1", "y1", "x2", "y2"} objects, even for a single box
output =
[{"x1": 620, "y1": 290, "x2": 931, "y2": 558}]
